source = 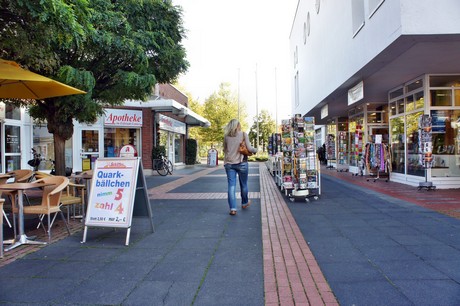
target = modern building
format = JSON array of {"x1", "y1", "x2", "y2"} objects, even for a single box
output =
[
  {"x1": 290, "y1": 0, "x2": 460, "y2": 188},
  {"x1": 0, "y1": 84, "x2": 209, "y2": 175}
]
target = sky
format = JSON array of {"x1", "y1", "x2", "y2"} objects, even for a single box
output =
[{"x1": 172, "y1": 0, "x2": 298, "y2": 126}]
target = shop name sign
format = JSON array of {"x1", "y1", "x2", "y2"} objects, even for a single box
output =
[
  {"x1": 348, "y1": 81, "x2": 364, "y2": 106},
  {"x1": 158, "y1": 113, "x2": 186, "y2": 134},
  {"x1": 104, "y1": 109, "x2": 143, "y2": 127}
]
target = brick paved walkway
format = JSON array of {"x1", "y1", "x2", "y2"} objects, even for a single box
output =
[
  {"x1": 322, "y1": 167, "x2": 460, "y2": 220},
  {"x1": 2, "y1": 164, "x2": 338, "y2": 305}
]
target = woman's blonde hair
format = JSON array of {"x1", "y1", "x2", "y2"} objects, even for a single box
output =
[{"x1": 224, "y1": 119, "x2": 240, "y2": 137}]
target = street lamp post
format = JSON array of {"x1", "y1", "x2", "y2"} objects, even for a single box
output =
[{"x1": 255, "y1": 64, "x2": 259, "y2": 151}]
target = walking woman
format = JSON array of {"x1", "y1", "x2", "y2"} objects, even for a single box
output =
[{"x1": 223, "y1": 119, "x2": 258, "y2": 215}]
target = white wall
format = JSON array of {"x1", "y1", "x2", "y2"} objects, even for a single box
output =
[
  {"x1": 401, "y1": 0, "x2": 460, "y2": 34},
  {"x1": 290, "y1": 0, "x2": 460, "y2": 116}
]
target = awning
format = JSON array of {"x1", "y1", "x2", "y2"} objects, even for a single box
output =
[{"x1": 124, "y1": 99, "x2": 211, "y2": 128}]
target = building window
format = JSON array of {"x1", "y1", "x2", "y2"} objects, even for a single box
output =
[
  {"x1": 431, "y1": 90, "x2": 452, "y2": 107},
  {"x1": 406, "y1": 111, "x2": 424, "y2": 176},
  {"x1": 5, "y1": 104, "x2": 21, "y2": 120},
  {"x1": 390, "y1": 116, "x2": 404, "y2": 174},
  {"x1": 103, "y1": 128, "x2": 139, "y2": 157},
  {"x1": 295, "y1": 71, "x2": 299, "y2": 107},
  {"x1": 368, "y1": 0, "x2": 385, "y2": 18},
  {"x1": 303, "y1": 22, "x2": 307, "y2": 44},
  {"x1": 352, "y1": 0, "x2": 365, "y2": 37}
]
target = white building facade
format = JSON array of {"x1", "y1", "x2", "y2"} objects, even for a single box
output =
[{"x1": 290, "y1": 0, "x2": 460, "y2": 188}]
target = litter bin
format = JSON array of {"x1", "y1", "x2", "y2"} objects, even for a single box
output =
[{"x1": 207, "y1": 148, "x2": 218, "y2": 166}]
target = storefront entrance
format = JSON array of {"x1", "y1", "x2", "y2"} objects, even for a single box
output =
[
  {"x1": 157, "y1": 114, "x2": 185, "y2": 165},
  {"x1": 80, "y1": 128, "x2": 100, "y2": 171}
]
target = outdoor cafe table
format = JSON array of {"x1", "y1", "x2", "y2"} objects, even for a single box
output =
[{"x1": 0, "y1": 182, "x2": 52, "y2": 251}]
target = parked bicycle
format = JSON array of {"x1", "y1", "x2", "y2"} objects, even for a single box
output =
[{"x1": 155, "y1": 154, "x2": 173, "y2": 176}]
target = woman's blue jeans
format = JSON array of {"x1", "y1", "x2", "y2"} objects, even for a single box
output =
[{"x1": 224, "y1": 162, "x2": 249, "y2": 211}]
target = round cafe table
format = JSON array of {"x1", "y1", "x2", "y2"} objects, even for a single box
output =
[{"x1": 0, "y1": 182, "x2": 52, "y2": 251}]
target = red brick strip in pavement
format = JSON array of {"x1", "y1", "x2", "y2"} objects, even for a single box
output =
[
  {"x1": 259, "y1": 163, "x2": 339, "y2": 306},
  {"x1": 322, "y1": 167, "x2": 460, "y2": 220}
]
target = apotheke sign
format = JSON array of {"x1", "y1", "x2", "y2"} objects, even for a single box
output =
[{"x1": 104, "y1": 109, "x2": 143, "y2": 127}]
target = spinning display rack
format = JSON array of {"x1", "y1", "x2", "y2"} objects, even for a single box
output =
[{"x1": 276, "y1": 115, "x2": 320, "y2": 202}]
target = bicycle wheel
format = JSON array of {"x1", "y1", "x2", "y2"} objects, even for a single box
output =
[
  {"x1": 166, "y1": 160, "x2": 173, "y2": 175},
  {"x1": 156, "y1": 161, "x2": 168, "y2": 176}
]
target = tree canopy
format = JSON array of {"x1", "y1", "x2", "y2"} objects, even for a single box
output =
[
  {"x1": 0, "y1": 0, "x2": 189, "y2": 174},
  {"x1": 199, "y1": 83, "x2": 248, "y2": 147}
]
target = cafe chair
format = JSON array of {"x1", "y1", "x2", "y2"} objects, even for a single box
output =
[
  {"x1": 7, "y1": 169, "x2": 35, "y2": 183},
  {"x1": 60, "y1": 181, "x2": 86, "y2": 222},
  {"x1": 33, "y1": 171, "x2": 86, "y2": 223},
  {"x1": 33, "y1": 171, "x2": 53, "y2": 180},
  {"x1": 4, "y1": 169, "x2": 35, "y2": 203},
  {"x1": 14, "y1": 176, "x2": 71, "y2": 242},
  {"x1": 0, "y1": 198, "x2": 4, "y2": 258},
  {"x1": 0, "y1": 175, "x2": 13, "y2": 230}
]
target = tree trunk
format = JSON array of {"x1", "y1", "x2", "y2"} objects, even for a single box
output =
[{"x1": 53, "y1": 133, "x2": 67, "y2": 176}]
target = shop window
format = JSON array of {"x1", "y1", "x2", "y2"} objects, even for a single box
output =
[
  {"x1": 414, "y1": 92, "x2": 424, "y2": 109},
  {"x1": 389, "y1": 87, "x2": 404, "y2": 100},
  {"x1": 174, "y1": 134, "x2": 183, "y2": 163},
  {"x1": 397, "y1": 99, "x2": 404, "y2": 114},
  {"x1": 406, "y1": 78, "x2": 423, "y2": 93},
  {"x1": 4, "y1": 125, "x2": 21, "y2": 172},
  {"x1": 430, "y1": 110, "x2": 460, "y2": 177},
  {"x1": 5, "y1": 104, "x2": 21, "y2": 120},
  {"x1": 405, "y1": 95, "x2": 415, "y2": 112},
  {"x1": 33, "y1": 124, "x2": 72, "y2": 170},
  {"x1": 430, "y1": 75, "x2": 460, "y2": 87},
  {"x1": 389, "y1": 102, "x2": 397, "y2": 116},
  {"x1": 406, "y1": 111, "x2": 424, "y2": 176},
  {"x1": 455, "y1": 90, "x2": 460, "y2": 106},
  {"x1": 82, "y1": 130, "x2": 99, "y2": 153},
  {"x1": 431, "y1": 90, "x2": 452, "y2": 107},
  {"x1": 349, "y1": 116, "x2": 364, "y2": 167},
  {"x1": 390, "y1": 117, "x2": 405, "y2": 174},
  {"x1": 103, "y1": 128, "x2": 139, "y2": 157}
]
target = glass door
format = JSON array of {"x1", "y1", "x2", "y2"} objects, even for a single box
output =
[
  {"x1": 4, "y1": 124, "x2": 21, "y2": 172},
  {"x1": 81, "y1": 129, "x2": 100, "y2": 170}
]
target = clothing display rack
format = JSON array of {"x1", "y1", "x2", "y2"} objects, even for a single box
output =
[{"x1": 364, "y1": 143, "x2": 391, "y2": 182}]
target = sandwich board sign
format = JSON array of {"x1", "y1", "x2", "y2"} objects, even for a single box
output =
[{"x1": 82, "y1": 157, "x2": 154, "y2": 245}]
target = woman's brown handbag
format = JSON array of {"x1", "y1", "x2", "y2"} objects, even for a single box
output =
[{"x1": 239, "y1": 133, "x2": 253, "y2": 156}]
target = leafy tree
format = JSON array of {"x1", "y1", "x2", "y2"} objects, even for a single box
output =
[
  {"x1": 0, "y1": 0, "x2": 188, "y2": 175},
  {"x1": 200, "y1": 83, "x2": 248, "y2": 152},
  {"x1": 249, "y1": 109, "x2": 276, "y2": 152}
]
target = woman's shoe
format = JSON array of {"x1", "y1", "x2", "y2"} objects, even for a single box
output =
[
  {"x1": 229, "y1": 210, "x2": 237, "y2": 216},
  {"x1": 242, "y1": 200, "x2": 251, "y2": 209}
]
